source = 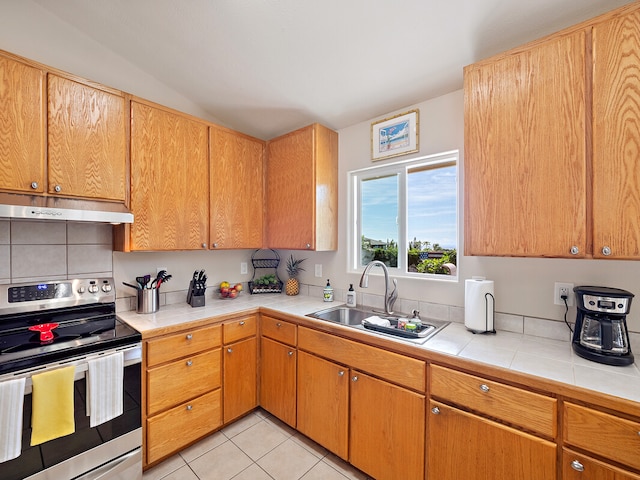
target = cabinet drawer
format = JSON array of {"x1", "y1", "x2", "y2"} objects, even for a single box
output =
[
  {"x1": 430, "y1": 364, "x2": 556, "y2": 437},
  {"x1": 564, "y1": 402, "x2": 640, "y2": 470},
  {"x1": 563, "y1": 448, "x2": 640, "y2": 480},
  {"x1": 147, "y1": 348, "x2": 221, "y2": 415},
  {"x1": 146, "y1": 324, "x2": 221, "y2": 367},
  {"x1": 223, "y1": 315, "x2": 257, "y2": 344},
  {"x1": 261, "y1": 315, "x2": 297, "y2": 346},
  {"x1": 146, "y1": 388, "x2": 222, "y2": 465},
  {"x1": 298, "y1": 326, "x2": 425, "y2": 392}
]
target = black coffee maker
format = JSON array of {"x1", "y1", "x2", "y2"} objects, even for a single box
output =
[{"x1": 573, "y1": 286, "x2": 634, "y2": 366}]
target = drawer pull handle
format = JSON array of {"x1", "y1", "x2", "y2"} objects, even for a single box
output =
[
  {"x1": 239, "y1": 321, "x2": 245, "y2": 326},
  {"x1": 186, "y1": 405, "x2": 193, "y2": 411},
  {"x1": 479, "y1": 384, "x2": 490, "y2": 393},
  {"x1": 186, "y1": 360, "x2": 193, "y2": 366},
  {"x1": 352, "y1": 375, "x2": 358, "y2": 382},
  {"x1": 227, "y1": 348, "x2": 233, "y2": 353},
  {"x1": 186, "y1": 334, "x2": 193, "y2": 340},
  {"x1": 276, "y1": 323, "x2": 282, "y2": 328},
  {"x1": 288, "y1": 351, "x2": 294, "y2": 357},
  {"x1": 431, "y1": 407, "x2": 440, "y2": 415},
  {"x1": 570, "y1": 460, "x2": 584, "y2": 472},
  {"x1": 338, "y1": 370, "x2": 345, "y2": 376}
]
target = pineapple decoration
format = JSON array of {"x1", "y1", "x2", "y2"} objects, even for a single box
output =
[{"x1": 285, "y1": 254, "x2": 306, "y2": 296}]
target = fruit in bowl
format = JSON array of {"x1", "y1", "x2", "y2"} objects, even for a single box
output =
[{"x1": 219, "y1": 282, "x2": 243, "y2": 299}]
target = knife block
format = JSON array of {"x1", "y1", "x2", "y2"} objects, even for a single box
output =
[{"x1": 187, "y1": 280, "x2": 205, "y2": 308}]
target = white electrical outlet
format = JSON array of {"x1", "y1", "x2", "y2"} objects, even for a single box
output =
[
  {"x1": 240, "y1": 262, "x2": 248, "y2": 275},
  {"x1": 315, "y1": 264, "x2": 322, "y2": 277},
  {"x1": 554, "y1": 282, "x2": 575, "y2": 306}
]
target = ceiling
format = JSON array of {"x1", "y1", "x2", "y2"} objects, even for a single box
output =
[{"x1": 32, "y1": 0, "x2": 634, "y2": 140}]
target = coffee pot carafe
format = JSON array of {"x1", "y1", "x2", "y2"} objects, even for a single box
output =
[{"x1": 573, "y1": 286, "x2": 634, "y2": 366}]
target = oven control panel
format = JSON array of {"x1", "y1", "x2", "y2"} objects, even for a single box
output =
[{"x1": 0, "y1": 278, "x2": 115, "y2": 311}]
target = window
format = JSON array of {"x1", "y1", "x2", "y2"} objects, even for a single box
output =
[{"x1": 348, "y1": 150, "x2": 458, "y2": 279}]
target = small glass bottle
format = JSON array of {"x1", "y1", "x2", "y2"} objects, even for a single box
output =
[
  {"x1": 323, "y1": 279, "x2": 334, "y2": 302},
  {"x1": 346, "y1": 284, "x2": 356, "y2": 307}
]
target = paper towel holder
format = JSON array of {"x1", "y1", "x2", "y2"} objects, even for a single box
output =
[{"x1": 477, "y1": 292, "x2": 497, "y2": 335}]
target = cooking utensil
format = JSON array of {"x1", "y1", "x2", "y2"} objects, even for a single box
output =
[
  {"x1": 122, "y1": 282, "x2": 140, "y2": 290},
  {"x1": 29, "y1": 323, "x2": 59, "y2": 342}
]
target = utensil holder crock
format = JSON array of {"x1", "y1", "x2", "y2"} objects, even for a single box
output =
[{"x1": 137, "y1": 289, "x2": 159, "y2": 314}]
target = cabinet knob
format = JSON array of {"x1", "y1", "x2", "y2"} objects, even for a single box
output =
[
  {"x1": 352, "y1": 375, "x2": 358, "y2": 382},
  {"x1": 186, "y1": 334, "x2": 193, "y2": 340},
  {"x1": 239, "y1": 321, "x2": 245, "y2": 326},
  {"x1": 276, "y1": 323, "x2": 282, "y2": 328},
  {"x1": 338, "y1": 370, "x2": 345, "y2": 376},
  {"x1": 186, "y1": 360, "x2": 193, "y2": 366},
  {"x1": 186, "y1": 405, "x2": 193, "y2": 411},
  {"x1": 212, "y1": 243, "x2": 218, "y2": 248},
  {"x1": 431, "y1": 406, "x2": 440, "y2": 415},
  {"x1": 570, "y1": 245, "x2": 579, "y2": 255},
  {"x1": 602, "y1": 246, "x2": 612, "y2": 256},
  {"x1": 30, "y1": 182, "x2": 38, "y2": 189},
  {"x1": 306, "y1": 243, "x2": 311, "y2": 249},
  {"x1": 570, "y1": 460, "x2": 584, "y2": 472},
  {"x1": 227, "y1": 348, "x2": 233, "y2": 353},
  {"x1": 201, "y1": 243, "x2": 207, "y2": 249},
  {"x1": 479, "y1": 384, "x2": 490, "y2": 393},
  {"x1": 54, "y1": 184, "x2": 62, "y2": 193},
  {"x1": 288, "y1": 351, "x2": 294, "y2": 357}
]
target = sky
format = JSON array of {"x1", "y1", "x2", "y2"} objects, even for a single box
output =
[{"x1": 361, "y1": 165, "x2": 457, "y2": 249}]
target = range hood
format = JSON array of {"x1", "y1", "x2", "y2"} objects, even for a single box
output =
[{"x1": 0, "y1": 193, "x2": 134, "y2": 224}]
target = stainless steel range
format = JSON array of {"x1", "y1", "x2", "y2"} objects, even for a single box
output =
[{"x1": 0, "y1": 278, "x2": 142, "y2": 480}]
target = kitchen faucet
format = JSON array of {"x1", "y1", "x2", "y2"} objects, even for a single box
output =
[{"x1": 359, "y1": 260, "x2": 398, "y2": 315}]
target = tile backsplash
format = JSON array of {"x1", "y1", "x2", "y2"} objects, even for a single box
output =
[{"x1": 0, "y1": 219, "x2": 114, "y2": 284}]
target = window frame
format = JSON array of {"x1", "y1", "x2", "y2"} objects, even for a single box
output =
[{"x1": 347, "y1": 150, "x2": 459, "y2": 281}]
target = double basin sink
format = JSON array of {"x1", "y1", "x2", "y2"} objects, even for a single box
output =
[{"x1": 307, "y1": 305, "x2": 449, "y2": 344}]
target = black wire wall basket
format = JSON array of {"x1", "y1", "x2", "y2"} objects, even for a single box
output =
[{"x1": 248, "y1": 249, "x2": 283, "y2": 294}]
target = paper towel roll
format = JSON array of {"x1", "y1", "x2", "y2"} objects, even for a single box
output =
[{"x1": 465, "y1": 278, "x2": 495, "y2": 333}]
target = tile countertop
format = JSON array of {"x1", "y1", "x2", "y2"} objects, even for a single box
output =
[{"x1": 118, "y1": 293, "x2": 640, "y2": 405}]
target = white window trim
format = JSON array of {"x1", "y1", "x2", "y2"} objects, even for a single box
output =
[{"x1": 347, "y1": 150, "x2": 460, "y2": 282}]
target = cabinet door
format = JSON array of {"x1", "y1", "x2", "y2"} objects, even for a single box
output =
[
  {"x1": 428, "y1": 400, "x2": 556, "y2": 480},
  {"x1": 296, "y1": 350, "x2": 348, "y2": 459},
  {"x1": 260, "y1": 337, "x2": 297, "y2": 427},
  {"x1": 563, "y1": 448, "x2": 640, "y2": 480},
  {"x1": 48, "y1": 74, "x2": 126, "y2": 201},
  {"x1": 592, "y1": 8, "x2": 640, "y2": 259},
  {"x1": 0, "y1": 54, "x2": 45, "y2": 193},
  {"x1": 210, "y1": 126, "x2": 264, "y2": 249},
  {"x1": 350, "y1": 371, "x2": 425, "y2": 480},
  {"x1": 130, "y1": 101, "x2": 209, "y2": 250},
  {"x1": 223, "y1": 336, "x2": 257, "y2": 423},
  {"x1": 464, "y1": 30, "x2": 587, "y2": 257},
  {"x1": 266, "y1": 125, "x2": 315, "y2": 249}
]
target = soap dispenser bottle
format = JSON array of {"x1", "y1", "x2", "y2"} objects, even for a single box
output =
[
  {"x1": 323, "y1": 279, "x2": 334, "y2": 302},
  {"x1": 346, "y1": 284, "x2": 356, "y2": 307}
]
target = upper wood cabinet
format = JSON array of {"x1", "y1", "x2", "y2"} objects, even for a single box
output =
[
  {"x1": 266, "y1": 123, "x2": 338, "y2": 251},
  {"x1": 47, "y1": 74, "x2": 126, "y2": 201},
  {"x1": 0, "y1": 53, "x2": 45, "y2": 194},
  {"x1": 465, "y1": 3, "x2": 640, "y2": 259},
  {"x1": 129, "y1": 100, "x2": 209, "y2": 251},
  {"x1": 464, "y1": 29, "x2": 587, "y2": 258},
  {"x1": 592, "y1": 7, "x2": 640, "y2": 259},
  {"x1": 209, "y1": 125, "x2": 264, "y2": 249}
]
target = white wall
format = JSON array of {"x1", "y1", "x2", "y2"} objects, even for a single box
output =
[{"x1": 3, "y1": 0, "x2": 638, "y2": 333}]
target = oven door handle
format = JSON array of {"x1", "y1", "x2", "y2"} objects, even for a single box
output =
[{"x1": 72, "y1": 447, "x2": 141, "y2": 480}]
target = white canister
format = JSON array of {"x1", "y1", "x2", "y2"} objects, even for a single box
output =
[{"x1": 464, "y1": 277, "x2": 495, "y2": 333}]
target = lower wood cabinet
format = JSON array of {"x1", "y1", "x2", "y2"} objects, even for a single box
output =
[
  {"x1": 563, "y1": 448, "x2": 640, "y2": 480},
  {"x1": 223, "y1": 336, "x2": 257, "y2": 423},
  {"x1": 428, "y1": 400, "x2": 557, "y2": 480},
  {"x1": 297, "y1": 350, "x2": 349, "y2": 459},
  {"x1": 260, "y1": 336, "x2": 297, "y2": 427}
]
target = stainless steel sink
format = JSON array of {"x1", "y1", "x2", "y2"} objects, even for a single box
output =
[{"x1": 307, "y1": 306, "x2": 449, "y2": 344}]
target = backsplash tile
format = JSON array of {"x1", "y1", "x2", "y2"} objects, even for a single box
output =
[{"x1": 1, "y1": 220, "x2": 114, "y2": 283}]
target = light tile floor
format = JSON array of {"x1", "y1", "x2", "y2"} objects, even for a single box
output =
[{"x1": 142, "y1": 409, "x2": 374, "y2": 480}]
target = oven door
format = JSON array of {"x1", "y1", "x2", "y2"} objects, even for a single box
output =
[{"x1": 1, "y1": 344, "x2": 142, "y2": 480}]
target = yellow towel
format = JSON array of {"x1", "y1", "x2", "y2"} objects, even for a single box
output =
[{"x1": 30, "y1": 366, "x2": 75, "y2": 446}]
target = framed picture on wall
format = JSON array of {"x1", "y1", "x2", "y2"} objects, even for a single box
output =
[{"x1": 370, "y1": 109, "x2": 419, "y2": 161}]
